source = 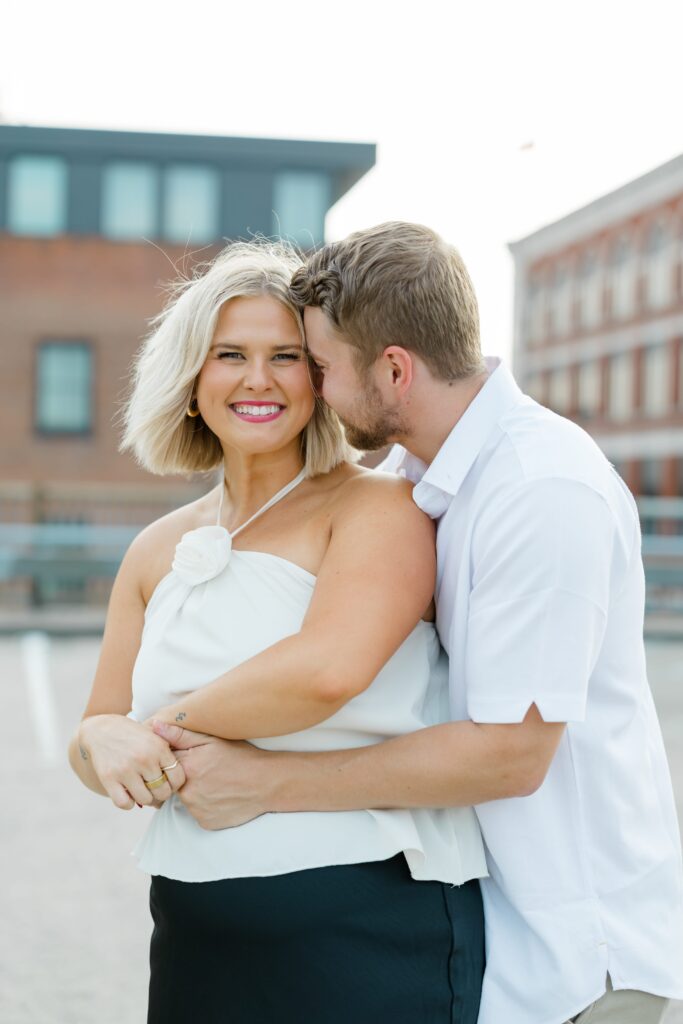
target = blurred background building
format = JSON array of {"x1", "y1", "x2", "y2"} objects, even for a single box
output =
[
  {"x1": 509, "y1": 154, "x2": 683, "y2": 622},
  {"x1": 0, "y1": 125, "x2": 375, "y2": 610},
  {"x1": 2, "y1": 127, "x2": 681, "y2": 623},
  {"x1": 509, "y1": 153, "x2": 683, "y2": 499}
]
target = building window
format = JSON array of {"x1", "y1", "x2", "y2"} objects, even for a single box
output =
[
  {"x1": 548, "y1": 368, "x2": 571, "y2": 413},
  {"x1": 577, "y1": 361, "x2": 602, "y2": 419},
  {"x1": 36, "y1": 342, "x2": 92, "y2": 434},
  {"x1": 163, "y1": 164, "x2": 219, "y2": 244},
  {"x1": 551, "y1": 264, "x2": 572, "y2": 337},
  {"x1": 611, "y1": 461, "x2": 627, "y2": 485},
  {"x1": 577, "y1": 250, "x2": 602, "y2": 331},
  {"x1": 7, "y1": 155, "x2": 68, "y2": 236},
  {"x1": 272, "y1": 171, "x2": 330, "y2": 248},
  {"x1": 608, "y1": 351, "x2": 634, "y2": 422},
  {"x1": 101, "y1": 162, "x2": 158, "y2": 240},
  {"x1": 608, "y1": 236, "x2": 635, "y2": 320},
  {"x1": 524, "y1": 373, "x2": 546, "y2": 404},
  {"x1": 525, "y1": 276, "x2": 547, "y2": 347},
  {"x1": 643, "y1": 221, "x2": 672, "y2": 310},
  {"x1": 639, "y1": 458, "x2": 662, "y2": 497},
  {"x1": 642, "y1": 343, "x2": 670, "y2": 418}
]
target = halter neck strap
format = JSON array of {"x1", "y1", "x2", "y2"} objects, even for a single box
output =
[{"x1": 216, "y1": 468, "x2": 307, "y2": 537}]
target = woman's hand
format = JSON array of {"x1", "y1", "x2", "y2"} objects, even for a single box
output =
[{"x1": 78, "y1": 714, "x2": 186, "y2": 810}]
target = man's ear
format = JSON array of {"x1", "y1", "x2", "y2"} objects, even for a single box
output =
[{"x1": 381, "y1": 346, "x2": 414, "y2": 396}]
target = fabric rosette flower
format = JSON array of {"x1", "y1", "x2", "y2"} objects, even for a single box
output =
[{"x1": 171, "y1": 526, "x2": 232, "y2": 586}]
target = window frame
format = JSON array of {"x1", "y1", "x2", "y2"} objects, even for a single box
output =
[
  {"x1": 551, "y1": 262, "x2": 573, "y2": 338},
  {"x1": 643, "y1": 219, "x2": 673, "y2": 311},
  {"x1": 576, "y1": 250, "x2": 603, "y2": 331},
  {"x1": 271, "y1": 170, "x2": 330, "y2": 249},
  {"x1": 608, "y1": 235, "x2": 636, "y2": 321},
  {"x1": 101, "y1": 160, "x2": 160, "y2": 241},
  {"x1": 608, "y1": 349, "x2": 635, "y2": 423},
  {"x1": 6, "y1": 154, "x2": 69, "y2": 237},
  {"x1": 33, "y1": 339, "x2": 95, "y2": 438},
  {"x1": 642, "y1": 341, "x2": 671, "y2": 419},
  {"x1": 161, "y1": 162, "x2": 221, "y2": 245},
  {"x1": 576, "y1": 360, "x2": 603, "y2": 420},
  {"x1": 548, "y1": 366, "x2": 572, "y2": 414}
]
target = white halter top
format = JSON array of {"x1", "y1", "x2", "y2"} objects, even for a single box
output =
[{"x1": 129, "y1": 471, "x2": 487, "y2": 884}]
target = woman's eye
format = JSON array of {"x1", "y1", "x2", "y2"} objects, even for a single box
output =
[{"x1": 217, "y1": 351, "x2": 301, "y2": 361}]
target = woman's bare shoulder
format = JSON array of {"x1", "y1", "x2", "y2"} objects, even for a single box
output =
[
  {"x1": 312, "y1": 463, "x2": 437, "y2": 624},
  {"x1": 322, "y1": 465, "x2": 433, "y2": 551},
  {"x1": 122, "y1": 486, "x2": 220, "y2": 603},
  {"x1": 330, "y1": 464, "x2": 424, "y2": 515}
]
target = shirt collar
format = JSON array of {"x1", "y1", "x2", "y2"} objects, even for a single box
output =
[{"x1": 407, "y1": 358, "x2": 524, "y2": 519}]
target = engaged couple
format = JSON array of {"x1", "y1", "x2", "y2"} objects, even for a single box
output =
[{"x1": 70, "y1": 222, "x2": 683, "y2": 1023}]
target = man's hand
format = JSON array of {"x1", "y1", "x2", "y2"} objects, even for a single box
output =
[{"x1": 152, "y1": 721, "x2": 277, "y2": 830}]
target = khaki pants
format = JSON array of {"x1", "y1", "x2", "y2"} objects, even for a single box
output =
[{"x1": 568, "y1": 976, "x2": 669, "y2": 1023}]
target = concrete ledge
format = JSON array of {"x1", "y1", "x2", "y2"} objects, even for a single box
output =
[
  {"x1": 645, "y1": 613, "x2": 683, "y2": 639},
  {"x1": 1, "y1": 604, "x2": 683, "y2": 640},
  {"x1": 0, "y1": 606, "x2": 107, "y2": 636}
]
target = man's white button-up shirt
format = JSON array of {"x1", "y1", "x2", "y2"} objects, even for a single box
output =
[{"x1": 380, "y1": 358, "x2": 683, "y2": 1024}]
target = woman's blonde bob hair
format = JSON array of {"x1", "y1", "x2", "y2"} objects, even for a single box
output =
[{"x1": 121, "y1": 240, "x2": 357, "y2": 477}]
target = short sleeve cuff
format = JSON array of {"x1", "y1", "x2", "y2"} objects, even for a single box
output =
[
  {"x1": 465, "y1": 586, "x2": 607, "y2": 727},
  {"x1": 467, "y1": 694, "x2": 588, "y2": 724}
]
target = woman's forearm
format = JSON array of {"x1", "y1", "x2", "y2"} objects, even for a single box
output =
[
  {"x1": 68, "y1": 723, "x2": 109, "y2": 796},
  {"x1": 153, "y1": 483, "x2": 436, "y2": 742},
  {"x1": 154, "y1": 629, "x2": 355, "y2": 740}
]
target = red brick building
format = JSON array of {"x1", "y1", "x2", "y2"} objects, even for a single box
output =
[
  {"x1": 509, "y1": 154, "x2": 683, "y2": 497},
  {"x1": 0, "y1": 126, "x2": 375, "y2": 606},
  {"x1": 0, "y1": 125, "x2": 375, "y2": 525}
]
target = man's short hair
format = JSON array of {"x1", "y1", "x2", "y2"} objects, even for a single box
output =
[{"x1": 289, "y1": 221, "x2": 485, "y2": 380}]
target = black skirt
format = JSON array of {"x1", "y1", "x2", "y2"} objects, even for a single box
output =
[{"x1": 147, "y1": 854, "x2": 484, "y2": 1024}]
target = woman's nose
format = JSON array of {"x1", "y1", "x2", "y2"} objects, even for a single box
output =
[{"x1": 243, "y1": 359, "x2": 273, "y2": 391}]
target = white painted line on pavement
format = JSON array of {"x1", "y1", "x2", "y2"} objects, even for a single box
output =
[{"x1": 21, "y1": 630, "x2": 61, "y2": 767}]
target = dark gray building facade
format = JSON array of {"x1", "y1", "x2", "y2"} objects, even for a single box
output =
[{"x1": 0, "y1": 124, "x2": 375, "y2": 248}]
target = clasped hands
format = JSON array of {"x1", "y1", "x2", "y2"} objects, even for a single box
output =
[{"x1": 80, "y1": 712, "x2": 271, "y2": 829}]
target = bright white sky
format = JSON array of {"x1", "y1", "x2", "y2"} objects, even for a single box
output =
[{"x1": 3, "y1": 0, "x2": 683, "y2": 362}]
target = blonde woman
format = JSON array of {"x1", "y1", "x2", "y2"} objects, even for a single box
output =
[{"x1": 69, "y1": 241, "x2": 486, "y2": 1024}]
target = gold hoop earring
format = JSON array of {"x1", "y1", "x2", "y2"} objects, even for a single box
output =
[{"x1": 186, "y1": 398, "x2": 200, "y2": 418}]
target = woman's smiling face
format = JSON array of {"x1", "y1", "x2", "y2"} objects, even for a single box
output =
[{"x1": 196, "y1": 295, "x2": 315, "y2": 459}]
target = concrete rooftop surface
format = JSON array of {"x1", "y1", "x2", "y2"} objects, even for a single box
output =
[{"x1": 2, "y1": 635, "x2": 682, "y2": 1024}]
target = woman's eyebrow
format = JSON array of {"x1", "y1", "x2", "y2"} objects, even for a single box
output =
[{"x1": 210, "y1": 342, "x2": 303, "y2": 351}]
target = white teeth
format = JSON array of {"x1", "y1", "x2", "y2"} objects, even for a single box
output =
[{"x1": 233, "y1": 404, "x2": 282, "y2": 416}]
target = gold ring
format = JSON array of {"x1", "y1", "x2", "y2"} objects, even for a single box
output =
[
  {"x1": 144, "y1": 774, "x2": 167, "y2": 790},
  {"x1": 160, "y1": 760, "x2": 179, "y2": 773}
]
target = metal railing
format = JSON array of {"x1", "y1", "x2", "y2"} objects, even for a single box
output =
[
  {"x1": 1, "y1": 498, "x2": 682, "y2": 614},
  {"x1": 0, "y1": 479, "x2": 206, "y2": 607},
  {"x1": 637, "y1": 498, "x2": 683, "y2": 615},
  {"x1": 0, "y1": 522, "x2": 140, "y2": 606}
]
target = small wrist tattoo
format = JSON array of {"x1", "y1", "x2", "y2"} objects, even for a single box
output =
[
  {"x1": 79, "y1": 745, "x2": 89, "y2": 761},
  {"x1": 175, "y1": 712, "x2": 187, "y2": 722}
]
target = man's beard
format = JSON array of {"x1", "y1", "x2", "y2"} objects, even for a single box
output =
[{"x1": 337, "y1": 378, "x2": 405, "y2": 452}]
